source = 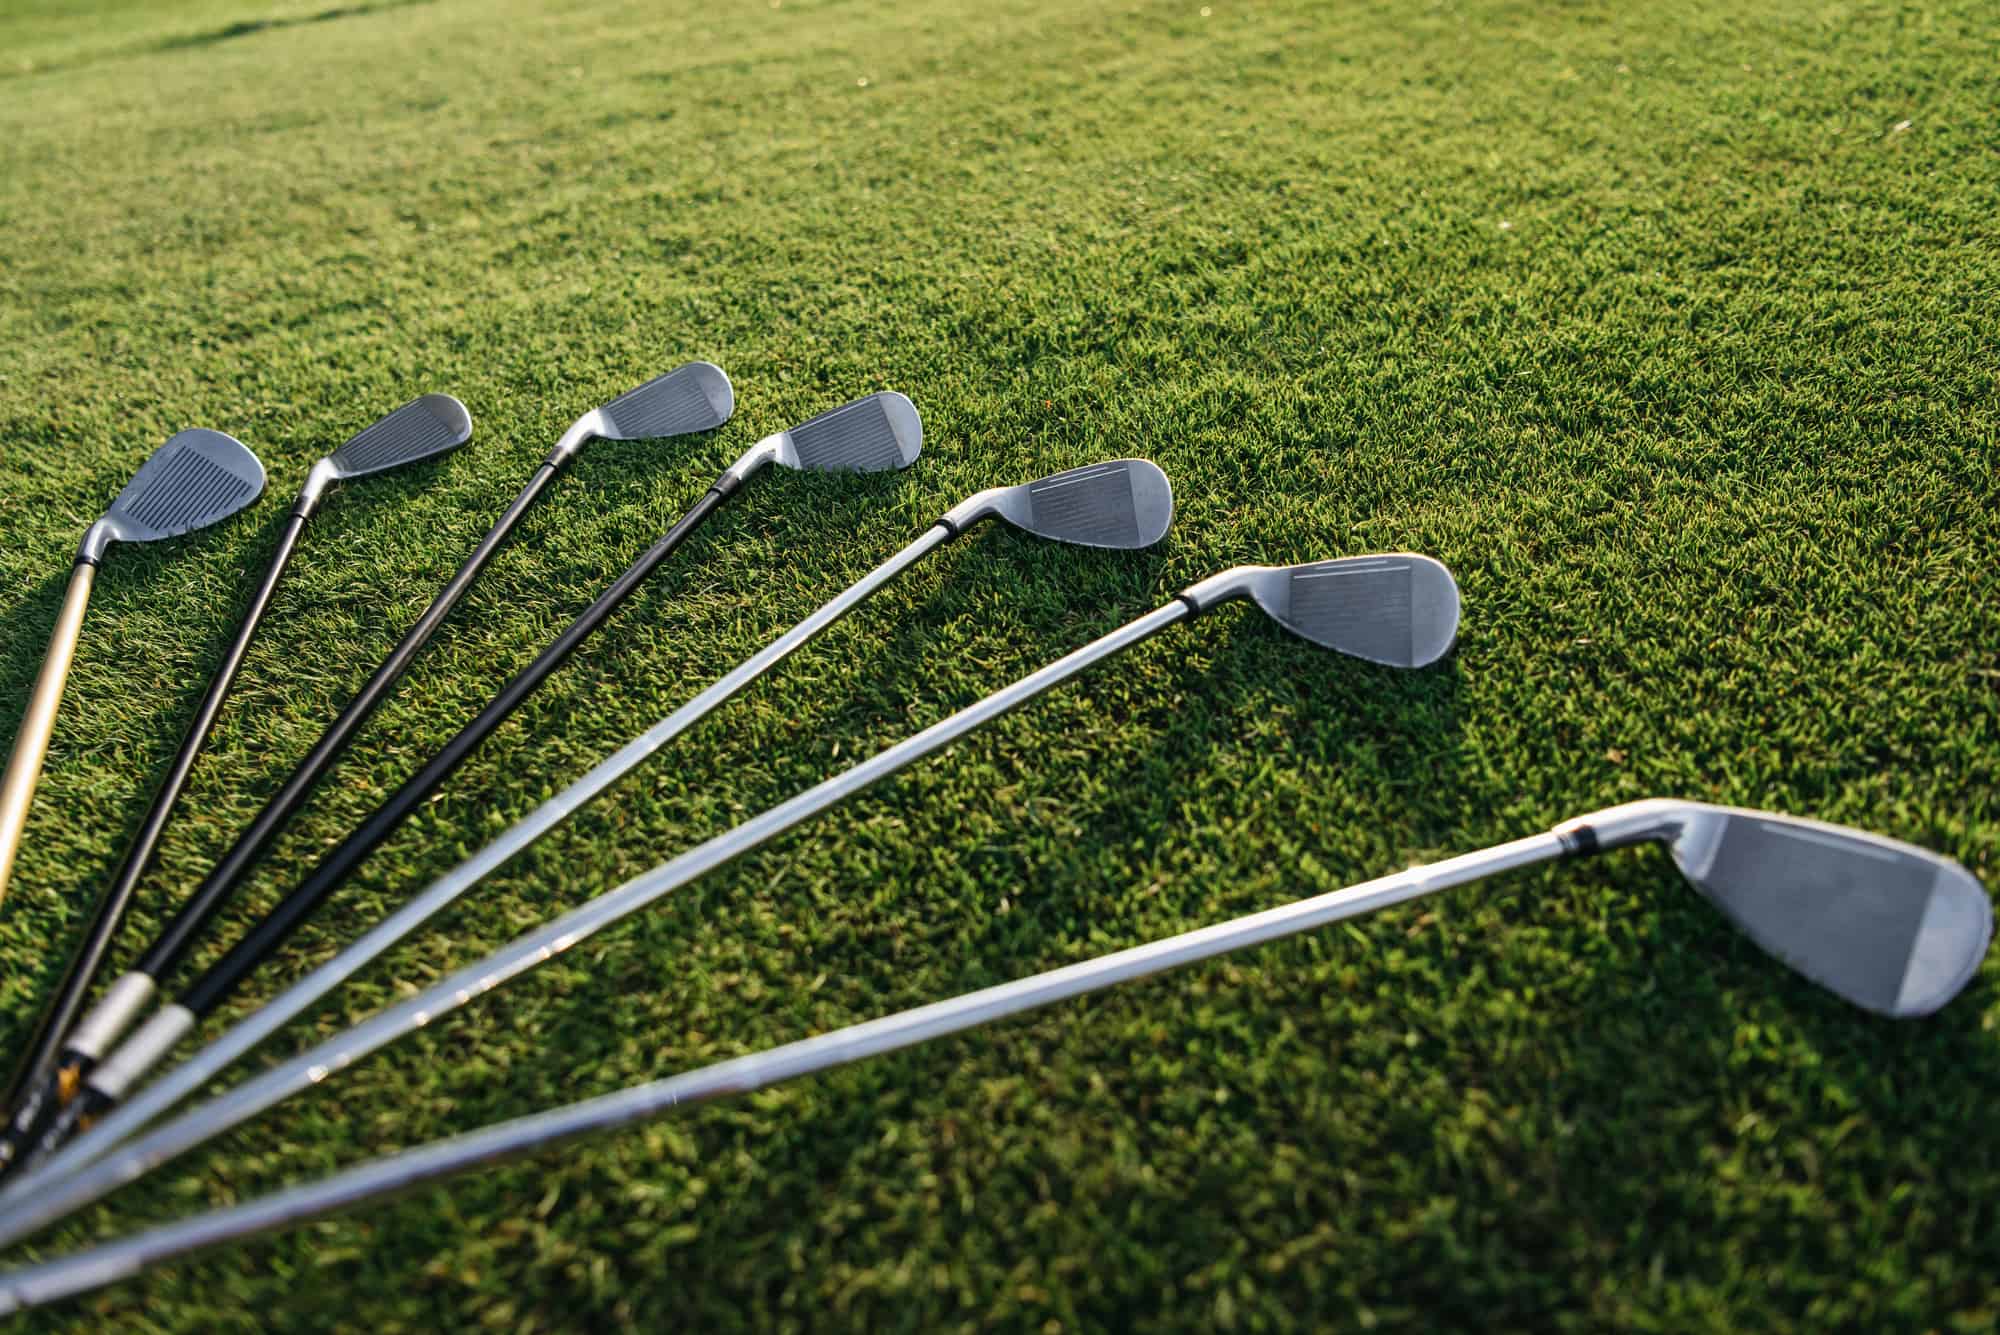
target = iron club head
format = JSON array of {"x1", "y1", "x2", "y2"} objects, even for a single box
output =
[
  {"x1": 1181, "y1": 554, "x2": 1461, "y2": 667},
  {"x1": 297, "y1": 395, "x2": 473, "y2": 509},
  {"x1": 77, "y1": 429, "x2": 265, "y2": 563},
  {"x1": 550, "y1": 362, "x2": 735, "y2": 462},
  {"x1": 722, "y1": 391, "x2": 924, "y2": 483},
  {"x1": 940, "y1": 459, "x2": 1174, "y2": 549},
  {"x1": 1561, "y1": 800, "x2": 1992, "y2": 1018}
]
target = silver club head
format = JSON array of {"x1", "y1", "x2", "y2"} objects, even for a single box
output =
[
  {"x1": 1182, "y1": 554, "x2": 1460, "y2": 667},
  {"x1": 78, "y1": 429, "x2": 265, "y2": 563},
  {"x1": 1562, "y1": 800, "x2": 1992, "y2": 1018},
  {"x1": 940, "y1": 459, "x2": 1174, "y2": 549},
  {"x1": 551, "y1": 362, "x2": 735, "y2": 461},
  {"x1": 725, "y1": 391, "x2": 923, "y2": 483},
  {"x1": 297, "y1": 395, "x2": 473, "y2": 508}
]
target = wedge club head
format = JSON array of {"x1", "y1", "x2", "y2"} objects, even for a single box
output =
[
  {"x1": 1564, "y1": 800, "x2": 1992, "y2": 1018},
  {"x1": 1182, "y1": 554, "x2": 1461, "y2": 667},
  {"x1": 942, "y1": 459, "x2": 1174, "y2": 549},
  {"x1": 78, "y1": 430, "x2": 265, "y2": 563}
]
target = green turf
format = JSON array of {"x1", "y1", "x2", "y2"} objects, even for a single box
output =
[{"x1": 1, "y1": 0, "x2": 1996, "y2": 1327}]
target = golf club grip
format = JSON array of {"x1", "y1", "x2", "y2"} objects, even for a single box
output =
[
  {"x1": 176, "y1": 479, "x2": 740, "y2": 1019},
  {"x1": 0, "y1": 561, "x2": 97, "y2": 908},
  {"x1": 1, "y1": 515, "x2": 309, "y2": 1112},
  {"x1": 132, "y1": 463, "x2": 562, "y2": 983}
]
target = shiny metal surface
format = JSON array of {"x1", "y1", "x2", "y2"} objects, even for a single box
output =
[
  {"x1": 77, "y1": 429, "x2": 264, "y2": 563},
  {"x1": 547, "y1": 362, "x2": 734, "y2": 462}
]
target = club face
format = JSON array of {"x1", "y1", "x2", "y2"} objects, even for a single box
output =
[
  {"x1": 1666, "y1": 804, "x2": 1992, "y2": 1017},
  {"x1": 326, "y1": 395, "x2": 473, "y2": 480},
  {"x1": 596, "y1": 362, "x2": 735, "y2": 441},
  {"x1": 90, "y1": 429, "x2": 265, "y2": 556},
  {"x1": 773, "y1": 391, "x2": 922, "y2": 474},
  {"x1": 1243, "y1": 554, "x2": 1460, "y2": 666},
  {"x1": 980, "y1": 459, "x2": 1174, "y2": 549}
]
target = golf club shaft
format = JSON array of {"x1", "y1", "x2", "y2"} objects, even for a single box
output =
[
  {"x1": 4, "y1": 526, "x2": 953, "y2": 1205},
  {"x1": 0, "y1": 828, "x2": 1569, "y2": 1312},
  {"x1": 46, "y1": 463, "x2": 563, "y2": 1081},
  {"x1": 174, "y1": 477, "x2": 741, "y2": 1020},
  {"x1": 0, "y1": 562, "x2": 95, "y2": 908},
  {"x1": 0, "y1": 512, "x2": 309, "y2": 1153},
  {"x1": 0, "y1": 594, "x2": 1188, "y2": 1244}
]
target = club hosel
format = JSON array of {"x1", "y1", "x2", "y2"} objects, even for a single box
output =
[
  {"x1": 86, "y1": 1005, "x2": 198, "y2": 1104},
  {"x1": 1175, "y1": 565, "x2": 1269, "y2": 616},
  {"x1": 1552, "y1": 799, "x2": 1700, "y2": 855},
  {"x1": 74, "y1": 517, "x2": 116, "y2": 565},
  {"x1": 717, "y1": 432, "x2": 787, "y2": 488},
  {"x1": 290, "y1": 457, "x2": 342, "y2": 518},
  {"x1": 545, "y1": 410, "x2": 606, "y2": 466},
  {"x1": 934, "y1": 486, "x2": 1011, "y2": 538},
  {"x1": 59, "y1": 972, "x2": 157, "y2": 1064}
]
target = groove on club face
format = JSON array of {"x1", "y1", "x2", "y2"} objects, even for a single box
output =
[
  {"x1": 939, "y1": 459, "x2": 1174, "y2": 549},
  {"x1": 781, "y1": 391, "x2": 922, "y2": 473},
  {"x1": 1667, "y1": 806, "x2": 1993, "y2": 1018},
  {"x1": 328, "y1": 395, "x2": 473, "y2": 479},
  {"x1": 105, "y1": 430, "x2": 264, "y2": 542},
  {"x1": 1017, "y1": 459, "x2": 1174, "y2": 549},
  {"x1": 1253, "y1": 554, "x2": 1460, "y2": 666},
  {"x1": 597, "y1": 361, "x2": 734, "y2": 440}
]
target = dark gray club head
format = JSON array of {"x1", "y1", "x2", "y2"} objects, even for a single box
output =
[
  {"x1": 940, "y1": 459, "x2": 1174, "y2": 549},
  {"x1": 328, "y1": 394, "x2": 472, "y2": 481},
  {"x1": 1562, "y1": 800, "x2": 1992, "y2": 1018},
  {"x1": 1183, "y1": 554, "x2": 1460, "y2": 666},
  {"x1": 78, "y1": 429, "x2": 265, "y2": 562},
  {"x1": 552, "y1": 362, "x2": 735, "y2": 460},
  {"x1": 298, "y1": 395, "x2": 473, "y2": 508}
]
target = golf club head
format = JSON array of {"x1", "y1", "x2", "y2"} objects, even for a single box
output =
[
  {"x1": 1182, "y1": 555, "x2": 1460, "y2": 666},
  {"x1": 297, "y1": 395, "x2": 473, "y2": 509},
  {"x1": 328, "y1": 394, "x2": 472, "y2": 481},
  {"x1": 551, "y1": 362, "x2": 735, "y2": 461},
  {"x1": 940, "y1": 459, "x2": 1174, "y2": 549},
  {"x1": 724, "y1": 391, "x2": 923, "y2": 483},
  {"x1": 1561, "y1": 800, "x2": 1992, "y2": 1018},
  {"x1": 78, "y1": 430, "x2": 266, "y2": 563}
]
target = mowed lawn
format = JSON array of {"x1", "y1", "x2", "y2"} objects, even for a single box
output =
[{"x1": 1, "y1": 0, "x2": 1995, "y2": 1327}]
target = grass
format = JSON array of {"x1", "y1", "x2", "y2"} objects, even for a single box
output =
[{"x1": 0, "y1": 0, "x2": 1995, "y2": 1327}]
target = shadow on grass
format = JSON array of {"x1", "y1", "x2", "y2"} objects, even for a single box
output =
[{"x1": 154, "y1": 2, "x2": 433, "y2": 54}]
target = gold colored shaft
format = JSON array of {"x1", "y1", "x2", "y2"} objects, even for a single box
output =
[{"x1": 0, "y1": 562, "x2": 96, "y2": 907}]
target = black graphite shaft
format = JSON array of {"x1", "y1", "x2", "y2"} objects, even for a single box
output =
[
  {"x1": 178, "y1": 476, "x2": 739, "y2": 1017},
  {"x1": 1, "y1": 511, "x2": 308, "y2": 1116},
  {"x1": 135, "y1": 461, "x2": 562, "y2": 983}
]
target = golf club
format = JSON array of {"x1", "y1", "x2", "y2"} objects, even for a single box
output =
[
  {"x1": 18, "y1": 364, "x2": 730, "y2": 1154},
  {"x1": 0, "y1": 797, "x2": 1978, "y2": 1313},
  {"x1": 0, "y1": 459, "x2": 1175, "y2": 1209},
  {"x1": 20, "y1": 387, "x2": 916, "y2": 1168},
  {"x1": 0, "y1": 552, "x2": 1457, "y2": 1241},
  {"x1": 0, "y1": 396, "x2": 472, "y2": 1173},
  {"x1": 0, "y1": 430, "x2": 265, "y2": 910}
]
